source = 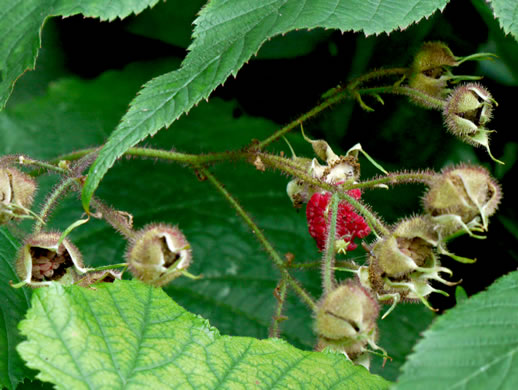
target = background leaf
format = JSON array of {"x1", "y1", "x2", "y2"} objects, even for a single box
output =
[
  {"x1": 18, "y1": 281, "x2": 391, "y2": 390},
  {"x1": 81, "y1": 0, "x2": 451, "y2": 210},
  {"x1": 489, "y1": 0, "x2": 518, "y2": 41},
  {"x1": 395, "y1": 270, "x2": 518, "y2": 390},
  {"x1": 0, "y1": 0, "x2": 160, "y2": 109},
  {"x1": 0, "y1": 228, "x2": 31, "y2": 390}
]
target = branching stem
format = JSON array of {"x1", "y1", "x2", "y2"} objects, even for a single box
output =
[{"x1": 201, "y1": 167, "x2": 317, "y2": 311}]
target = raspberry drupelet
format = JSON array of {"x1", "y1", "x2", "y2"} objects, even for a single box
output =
[{"x1": 306, "y1": 189, "x2": 371, "y2": 251}]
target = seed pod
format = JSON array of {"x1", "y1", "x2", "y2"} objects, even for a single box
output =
[
  {"x1": 314, "y1": 280, "x2": 379, "y2": 359},
  {"x1": 0, "y1": 167, "x2": 37, "y2": 224},
  {"x1": 127, "y1": 223, "x2": 192, "y2": 286},
  {"x1": 15, "y1": 232, "x2": 85, "y2": 287},
  {"x1": 424, "y1": 165, "x2": 501, "y2": 230}
]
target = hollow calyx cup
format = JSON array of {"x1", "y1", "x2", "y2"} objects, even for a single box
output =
[
  {"x1": 15, "y1": 232, "x2": 87, "y2": 287},
  {"x1": 423, "y1": 164, "x2": 502, "y2": 234},
  {"x1": 407, "y1": 41, "x2": 459, "y2": 104},
  {"x1": 407, "y1": 42, "x2": 492, "y2": 107},
  {"x1": 126, "y1": 223, "x2": 192, "y2": 286},
  {"x1": 0, "y1": 167, "x2": 37, "y2": 224},
  {"x1": 314, "y1": 280, "x2": 381, "y2": 368},
  {"x1": 442, "y1": 83, "x2": 500, "y2": 162}
]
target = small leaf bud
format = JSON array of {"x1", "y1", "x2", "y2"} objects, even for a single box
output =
[
  {"x1": 0, "y1": 167, "x2": 37, "y2": 224},
  {"x1": 314, "y1": 281, "x2": 379, "y2": 359},
  {"x1": 126, "y1": 223, "x2": 192, "y2": 286},
  {"x1": 424, "y1": 165, "x2": 501, "y2": 230},
  {"x1": 15, "y1": 232, "x2": 85, "y2": 287}
]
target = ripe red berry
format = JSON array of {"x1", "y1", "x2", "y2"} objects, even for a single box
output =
[{"x1": 306, "y1": 190, "x2": 370, "y2": 251}]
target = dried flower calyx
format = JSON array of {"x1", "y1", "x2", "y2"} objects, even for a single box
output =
[
  {"x1": 127, "y1": 223, "x2": 192, "y2": 286},
  {"x1": 0, "y1": 167, "x2": 37, "y2": 224},
  {"x1": 407, "y1": 42, "x2": 493, "y2": 106},
  {"x1": 314, "y1": 281, "x2": 383, "y2": 366},
  {"x1": 15, "y1": 232, "x2": 86, "y2": 287},
  {"x1": 364, "y1": 216, "x2": 456, "y2": 315},
  {"x1": 286, "y1": 134, "x2": 360, "y2": 208},
  {"x1": 424, "y1": 165, "x2": 501, "y2": 233},
  {"x1": 442, "y1": 83, "x2": 501, "y2": 163}
]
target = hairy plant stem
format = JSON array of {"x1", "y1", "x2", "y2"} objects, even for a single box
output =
[
  {"x1": 288, "y1": 260, "x2": 361, "y2": 270},
  {"x1": 351, "y1": 171, "x2": 436, "y2": 189},
  {"x1": 269, "y1": 277, "x2": 288, "y2": 338},
  {"x1": 33, "y1": 177, "x2": 78, "y2": 233},
  {"x1": 252, "y1": 93, "x2": 347, "y2": 151},
  {"x1": 52, "y1": 146, "x2": 392, "y2": 237},
  {"x1": 322, "y1": 193, "x2": 339, "y2": 294},
  {"x1": 89, "y1": 197, "x2": 136, "y2": 239},
  {"x1": 201, "y1": 167, "x2": 317, "y2": 311},
  {"x1": 18, "y1": 156, "x2": 70, "y2": 175}
]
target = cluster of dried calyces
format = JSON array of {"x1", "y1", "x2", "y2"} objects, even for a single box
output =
[
  {"x1": 356, "y1": 164, "x2": 501, "y2": 318},
  {"x1": 405, "y1": 42, "x2": 500, "y2": 162}
]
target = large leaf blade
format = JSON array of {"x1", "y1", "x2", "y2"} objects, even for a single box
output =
[
  {"x1": 17, "y1": 281, "x2": 391, "y2": 389},
  {"x1": 395, "y1": 270, "x2": 518, "y2": 390},
  {"x1": 81, "y1": 0, "x2": 450, "y2": 210},
  {"x1": 490, "y1": 0, "x2": 518, "y2": 41},
  {"x1": 0, "y1": 228, "x2": 31, "y2": 390},
  {"x1": 0, "y1": 0, "x2": 160, "y2": 109}
]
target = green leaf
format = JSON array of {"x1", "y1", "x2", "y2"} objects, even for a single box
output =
[
  {"x1": 395, "y1": 270, "x2": 518, "y2": 390},
  {"x1": 490, "y1": 0, "x2": 518, "y2": 41},
  {"x1": 126, "y1": 0, "x2": 207, "y2": 49},
  {"x1": 18, "y1": 281, "x2": 391, "y2": 390},
  {"x1": 0, "y1": 227, "x2": 31, "y2": 390},
  {"x1": 0, "y1": 0, "x2": 160, "y2": 109},
  {"x1": 81, "y1": 0, "x2": 450, "y2": 210}
]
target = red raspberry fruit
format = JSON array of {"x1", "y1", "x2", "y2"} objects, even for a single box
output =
[{"x1": 306, "y1": 190, "x2": 370, "y2": 251}]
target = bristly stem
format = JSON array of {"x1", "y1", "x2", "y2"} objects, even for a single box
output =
[
  {"x1": 269, "y1": 277, "x2": 288, "y2": 338},
  {"x1": 18, "y1": 156, "x2": 70, "y2": 175},
  {"x1": 252, "y1": 93, "x2": 347, "y2": 151},
  {"x1": 201, "y1": 167, "x2": 317, "y2": 311},
  {"x1": 33, "y1": 177, "x2": 78, "y2": 233},
  {"x1": 322, "y1": 193, "x2": 339, "y2": 294},
  {"x1": 350, "y1": 170, "x2": 436, "y2": 189}
]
